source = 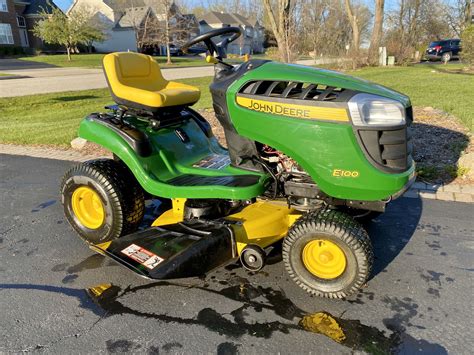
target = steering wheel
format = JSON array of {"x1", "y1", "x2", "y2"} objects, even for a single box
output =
[{"x1": 181, "y1": 27, "x2": 241, "y2": 59}]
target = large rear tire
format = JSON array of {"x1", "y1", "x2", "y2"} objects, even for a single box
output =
[
  {"x1": 283, "y1": 209, "x2": 373, "y2": 299},
  {"x1": 61, "y1": 159, "x2": 145, "y2": 244}
]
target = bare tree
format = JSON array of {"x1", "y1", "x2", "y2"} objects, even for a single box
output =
[
  {"x1": 368, "y1": 0, "x2": 385, "y2": 65},
  {"x1": 344, "y1": 0, "x2": 361, "y2": 68},
  {"x1": 263, "y1": 0, "x2": 297, "y2": 62}
]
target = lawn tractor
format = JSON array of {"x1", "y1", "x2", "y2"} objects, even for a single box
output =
[{"x1": 60, "y1": 27, "x2": 415, "y2": 299}]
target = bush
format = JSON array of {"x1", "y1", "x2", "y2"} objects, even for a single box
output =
[
  {"x1": 461, "y1": 25, "x2": 474, "y2": 67},
  {"x1": 0, "y1": 46, "x2": 25, "y2": 57}
]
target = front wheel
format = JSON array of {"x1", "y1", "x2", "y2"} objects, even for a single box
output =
[
  {"x1": 61, "y1": 159, "x2": 145, "y2": 244},
  {"x1": 283, "y1": 209, "x2": 373, "y2": 299},
  {"x1": 441, "y1": 52, "x2": 451, "y2": 62}
]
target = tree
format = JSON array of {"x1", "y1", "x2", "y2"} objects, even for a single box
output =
[
  {"x1": 461, "y1": 24, "x2": 474, "y2": 68},
  {"x1": 263, "y1": 0, "x2": 297, "y2": 62},
  {"x1": 33, "y1": 7, "x2": 105, "y2": 61},
  {"x1": 368, "y1": 0, "x2": 385, "y2": 65},
  {"x1": 344, "y1": 0, "x2": 361, "y2": 68}
]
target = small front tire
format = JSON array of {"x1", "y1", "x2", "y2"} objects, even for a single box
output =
[
  {"x1": 283, "y1": 209, "x2": 373, "y2": 299},
  {"x1": 61, "y1": 159, "x2": 145, "y2": 244}
]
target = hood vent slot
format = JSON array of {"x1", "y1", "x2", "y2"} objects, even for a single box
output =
[{"x1": 239, "y1": 80, "x2": 354, "y2": 102}]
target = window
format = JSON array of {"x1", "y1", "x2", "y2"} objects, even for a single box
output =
[
  {"x1": 17, "y1": 16, "x2": 26, "y2": 28},
  {"x1": 0, "y1": 0, "x2": 7, "y2": 12},
  {"x1": 0, "y1": 23, "x2": 14, "y2": 44}
]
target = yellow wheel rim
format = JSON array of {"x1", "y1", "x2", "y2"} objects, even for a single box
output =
[
  {"x1": 71, "y1": 186, "x2": 105, "y2": 229},
  {"x1": 302, "y1": 239, "x2": 346, "y2": 279}
]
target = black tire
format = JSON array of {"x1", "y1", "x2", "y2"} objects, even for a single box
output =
[
  {"x1": 441, "y1": 52, "x2": 451, "y2": 62},
  {"x1": 283, "y1": 209, "x2": 373, "y2": 299},
  {"x1": 60, "y1": 159, "x2": 145, "y2": 244}
]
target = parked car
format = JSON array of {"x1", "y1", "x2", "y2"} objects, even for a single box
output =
[
  {"x1": 168, "y1": 44, "x2": 184, "y2": 56},
  {"x1": 425, "y1": 39, "x2": 461, "y2": 62}
]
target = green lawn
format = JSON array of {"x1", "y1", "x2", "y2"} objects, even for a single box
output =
[
  {"x1": 0, "y1": 72, "x2": 12, "y2": 76},
  {"x1": 0, "y1": 77, "x2": 213, "y2": 146},
  {"x1": 18, "y1": 54, "x2": 213, "y2": 68},
  {"x1": 349, "y1": 64, "x2": 474, "y2": 131}
]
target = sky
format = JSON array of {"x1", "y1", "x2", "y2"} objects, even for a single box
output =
[{"x1": 54, "y1": 0, "x2": 459, "y2": 14}]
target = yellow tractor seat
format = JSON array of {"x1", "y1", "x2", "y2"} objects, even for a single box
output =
[{"x1": 103, "y1": 52, "x2": 201, "y2": 112}]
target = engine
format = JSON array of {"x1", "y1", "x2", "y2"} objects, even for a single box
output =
[{"x1": 258, "y1": 145, "x2": 323, "y2": 210}]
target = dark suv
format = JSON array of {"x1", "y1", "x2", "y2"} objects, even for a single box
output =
[{"x1": 425, "y1": 39, "x2": 461, "y2": 62}]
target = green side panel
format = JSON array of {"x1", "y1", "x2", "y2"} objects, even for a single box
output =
[
  {"x1": 78, "y1": 117, "x2": 267, "y2": 200},
  {"x1": 226, "y1": 62, "x2": 414, "y2": 201}
]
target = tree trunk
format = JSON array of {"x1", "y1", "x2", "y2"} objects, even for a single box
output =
[
  {"x1": 165, "y1": 13, "x2": 172, "y2": 65},
  {"x1": 368, "y1": 0, "x2": 384, "y2": 66},
  {"x1": 263, "y1": 0, "x2": 292, "y2": 63},
  {"x1": 465, "y1": 0, "x2": 472, "y2": 29},
  {"x1": 66, "y1": 46, "x2": 71, "y2": 61},
  {"x1": 344, "y1": 0, "x2": 360, "y2": 68}
]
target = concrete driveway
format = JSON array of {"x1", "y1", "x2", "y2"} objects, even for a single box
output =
[{"x1": 1, "y1": 154, "x2": 473, "y2": 353}]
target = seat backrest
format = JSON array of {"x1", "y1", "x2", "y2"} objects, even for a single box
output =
[{"x1": 103, "y1": 52, "x2": 168, "y2": 93}]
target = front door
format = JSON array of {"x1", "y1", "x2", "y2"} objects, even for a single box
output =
[{"x1": 19, "y1": 28, "x2": 29, "y2": 47}]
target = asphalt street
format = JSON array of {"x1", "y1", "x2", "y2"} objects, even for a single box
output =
[{"x1": 1, "y1": 154, "x2": 473, "y2": 354}]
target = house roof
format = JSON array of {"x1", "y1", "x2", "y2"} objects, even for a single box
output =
[
  {"x1": 104, "y1": 0, "x2": 146, "y2": 12},
  {"x1": 115, "y1": 6, "x2": 151, "y2": 28},
  {"x1": 231, "y1": 13, "x2": 251, "y2": 27},
  {"x1": 200, "y1": 11, "x2": 238, "y2": 26},
  {"x1": 22, "y1": 0, "x2": 59, "y2": 15},
  {"x1": 200, "y1": 11, "x2": 256, "y2": 28}
]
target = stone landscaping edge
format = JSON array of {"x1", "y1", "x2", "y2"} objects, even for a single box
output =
[{"x1": 1, "y1": 143, "x2": 473, "y2": 203}]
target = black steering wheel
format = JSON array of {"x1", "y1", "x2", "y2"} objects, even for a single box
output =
[{"x1": 181, "y1": 27, "x2": 241, "y2": 59}]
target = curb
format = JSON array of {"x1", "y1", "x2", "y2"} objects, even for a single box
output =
[
  {"x1": 1, "y1": 143, "x2": 473, "y2": 203},
  {"x1": 403, "y1": 182, "x2": 473, "y2": 203}
]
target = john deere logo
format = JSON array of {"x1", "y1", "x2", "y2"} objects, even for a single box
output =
[
  {"x1": 235, "y1": 96, "x2": 349, "y2": 122},
  {"x1": 247, "y1": 99, "x2": 311, "y2": 118}
]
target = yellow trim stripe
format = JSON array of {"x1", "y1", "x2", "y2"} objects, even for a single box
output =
[{"x1": 236, "y1": 96, "x2": 349, "y2": 122}]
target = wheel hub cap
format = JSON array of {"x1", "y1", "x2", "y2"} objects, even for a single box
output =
[
  {"x1": 71, "y1": 186, "x2": 105, "y2": 229},
  {"x1": 302, "y1": 240, "x2": 346, "y2": 279}
]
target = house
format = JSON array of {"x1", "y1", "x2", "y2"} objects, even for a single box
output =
[
  {"x1": 198, "y1": 11, "x2": 265, "y2": 55},
  {"x1": 0, "y1": 0, "x2": 58, "y2": 52},
  {"x1": 67, "y1": 0, "x2": 199, "y2": 53}
]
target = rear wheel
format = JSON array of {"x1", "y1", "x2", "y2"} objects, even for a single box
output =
[
  {"x1": 283, "y1": 209, "x2": 373, "y2": 299},
  {"x1": 61, "y1": 159, "x2": 145, "y2": 244}
]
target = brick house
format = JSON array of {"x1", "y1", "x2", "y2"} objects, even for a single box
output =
[{"x1": 0, "y1": 0, "x2": 58, "y2": 51}]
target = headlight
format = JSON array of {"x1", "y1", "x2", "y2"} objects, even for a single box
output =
[{"x1": 348, "y1": 93, "x2": 406, "y2": 126}]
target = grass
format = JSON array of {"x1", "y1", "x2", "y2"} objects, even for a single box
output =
[
  {"x1": 0, "y1": 72, "x2": 13, "y2": 76},
  {"x1": 348, "y1": 64, "x2": 474, "y2": 131},
  {"x1": 0, "y1": 76, "x2": 213, "y2": 146},
  {"x1": 18, "y1": 53, "x2": 214, "y2": 69}
]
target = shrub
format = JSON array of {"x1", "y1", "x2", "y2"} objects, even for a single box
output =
[
  {"x1": 0, "y1": 46, "x2": 25, "y2": 57},
  {"x1": 461, "y1": 25, "x2": 474, "y2": 67}
]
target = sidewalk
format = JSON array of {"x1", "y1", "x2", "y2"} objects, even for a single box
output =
[{"x1": 1, "y1": 143, "x2": 472, "y2": 203}]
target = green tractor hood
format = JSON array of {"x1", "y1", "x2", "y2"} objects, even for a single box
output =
[{"x1": 251, "y1": 62, "x2": 411, "y2": 106}]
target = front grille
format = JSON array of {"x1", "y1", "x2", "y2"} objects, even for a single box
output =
[
  {"x1": 238, "y1": 80, "x2": 355, "y2": 102},
  {"x1": 356, "y1": 107, "x2": 413, "y2": 173}
]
